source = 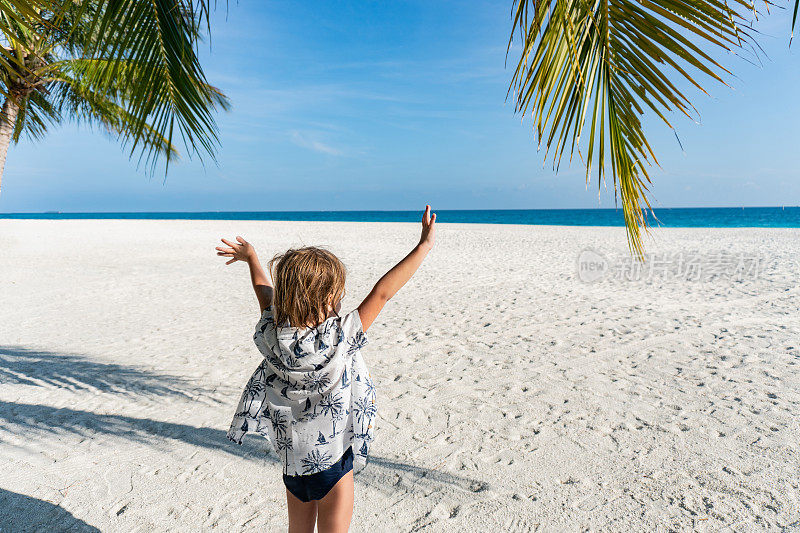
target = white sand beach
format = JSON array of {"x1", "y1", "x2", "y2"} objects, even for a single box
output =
[{"x1": 0, "y1": 219, "x2": 798, "y2": 532}]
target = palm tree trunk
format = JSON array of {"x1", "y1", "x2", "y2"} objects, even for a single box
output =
[{"x1": 0, "y1": 95, "x2": 19, "y2": 195}]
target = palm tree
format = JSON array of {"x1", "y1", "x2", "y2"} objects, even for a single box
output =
[
  {"x1": 352, "y1": 395, "x2": 376, "y2": 427},
  {"x1": 319, "y1": 391, "x2": 343, "y2": 419},
  {"x1": 301, "y1": 448, "x2": 333, "y2": 474},
  {"x1": 301, "y1": 371, "x2": 331, "y2": 393},
  {"x1": 319, "y1": 391, "x2": 344, "y2": 437},
  {"x1": 275, "y1": 434, "x2": 292, "y2": 466},
  {"x1": 0, "y1": 1, "x2": 228, "y2": 194},
  {"x1": 242, "y1": 366, "x2": 266, "y2": 413},
  {"x1": 506, "y1": 0, "x2": 758, "y2": 255},
  {"x1": 269, "y1": 409, "x2": 287, "y2": 440}
]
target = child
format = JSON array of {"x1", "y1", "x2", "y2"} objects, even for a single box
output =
[{"x1": 217, "y1": 205, "x2": 436, "y2": 533}]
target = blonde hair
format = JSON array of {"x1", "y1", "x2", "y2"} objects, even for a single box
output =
[{"x1": 269, "y1": 246, "x2": 346, "y2": 328}]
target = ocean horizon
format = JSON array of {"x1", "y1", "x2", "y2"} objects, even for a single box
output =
[{"x1": 1, "y1": 206, "x2": 800, "y2": 228}]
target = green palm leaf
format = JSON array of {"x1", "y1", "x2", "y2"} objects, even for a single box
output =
[
  {"x1": 508, "y1": 0, "x2": 753, "y2": 256},
  {"x1": 77, "y1": 0, "x2": 228, "y2": 174},
  {"x1": 0, "y1": 0, "x2": 226, "y2": 192}
]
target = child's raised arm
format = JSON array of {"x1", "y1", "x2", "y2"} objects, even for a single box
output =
[
  {"x1": 216, "y1": 236, "x2": 274, "y2": 314},
  {"x1": 357, "y1": 205, "x2": 436, "y2": 332}
]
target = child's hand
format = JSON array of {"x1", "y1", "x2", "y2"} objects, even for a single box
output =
[
  {"x1": 419, "y1": 205, "x2": 436, "y2": 249},
  {"x1": 216, "y1": 236, "x2": 256, "y2": 265}
]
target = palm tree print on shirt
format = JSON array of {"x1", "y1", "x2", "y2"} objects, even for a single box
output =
[
  {"x1": 270, "y1": 410, "x2": 287, "y2": 440},
  {"x1": 229, "y1": 308, "x2": 375, "y2": 476},
  {"x1": 353, "y1": 395, "x2": 377, "y2": 425},
  {"x1": 353, "y1": 389, "x2": 376, "y2": 450},
  {"x1": 346, "y1": 331, "x2": 367, "y2": 355},
  {"x1": 242, "y1": 367, "x2": 266, "y2": 414},
  {"x1": 301, "y1": 449, "x2": 333, "y2": 474},
  {"x1": 362, "y1": 374, "x2": 375, "y2": 397},
  {"x1": 301, "y1": 372, "x2": 331, "y2": 393},
  {"x1": 319, "y1": 392, "x2": 344, "y2": 438},
  {"x1": 319, "y1": 392, "x2": 343, "y2": 418},
  {"x1": 276, "y1": 435, "x2": 293, "y2": 467}
]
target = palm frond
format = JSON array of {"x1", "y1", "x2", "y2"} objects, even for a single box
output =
[
  {"x1": 11, "y1": 90, "x2": 51, "y2": 141},
  {"x1": 54, "y1": 70, "x2": 179, "y2": 159},
  {"x1": 78, "y1": 0, "x2": 228, "y2": 175},
  {"x1": 508, "y1": 0, "x2": 754, "y2": 256},
  {"x1": 0, "y1": 0, "x2": 225, "y2": 177}
]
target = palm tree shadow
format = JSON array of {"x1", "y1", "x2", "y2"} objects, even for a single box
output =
[
  {"x1": 0, "y1": 345, "x2": 196, "y2": 399},
  {"x1": 0, "y1": 400, "x2": 277, "y2": 464},
  {"x1": 0, "y1": 400, "x2": 488, "y2": 494},
  {"x1": 1, "y1": 345, "x2": 486, "y2": 494},
  {"x1": 0, "y1": 488, "x2": 100, "y2": 533}
]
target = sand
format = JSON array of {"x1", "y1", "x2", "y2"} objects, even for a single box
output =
[{"x1": 0, "y1": 219, "x2": 798, "y2": 532}]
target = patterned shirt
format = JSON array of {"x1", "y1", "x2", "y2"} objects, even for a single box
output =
[{"x1": 227, "y1": 306, "x2": 377, "y2": 476}]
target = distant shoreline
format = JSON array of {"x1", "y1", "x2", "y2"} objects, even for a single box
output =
[{"x1": 1, "y1": 207, "x2": 800, "y2": 228}]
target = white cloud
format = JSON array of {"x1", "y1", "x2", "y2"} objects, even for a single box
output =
[{"x1": 289, "y1": 130, "x2": 343, "y2": 156}]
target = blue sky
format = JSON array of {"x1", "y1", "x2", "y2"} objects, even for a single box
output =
[{"x1": 2, "y1": 0, "x2": 800, "y2": 212}]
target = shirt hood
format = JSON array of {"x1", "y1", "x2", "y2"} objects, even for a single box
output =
[
  {"x1": 273, "y1": 317, "x2": 341, "y2": 370},
  {"x1": 256, "y1": 312, "x2": 347, "y2": 400}
]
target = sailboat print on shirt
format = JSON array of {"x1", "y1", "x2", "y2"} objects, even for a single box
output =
[
  {"x1": 228, "y1": 306, "x2": 376, "y2": 476},
  {"x1": 293, "y1": 342, "x2": 305, "y2": 360}
]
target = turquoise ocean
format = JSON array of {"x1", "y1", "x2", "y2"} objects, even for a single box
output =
[{"x1": 1, "y1": 207, "x2": 799, "y2": 227}]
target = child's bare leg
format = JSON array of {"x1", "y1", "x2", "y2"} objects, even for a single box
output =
[
  {"x1": 316, "y1": 471, "x2": 354, "y2": 533},
  {"x1": 286, "y1": 489, "x2": 317, "y2": 533}
]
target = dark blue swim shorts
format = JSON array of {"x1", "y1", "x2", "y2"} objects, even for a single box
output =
[{"x1": 283, "y1": 446, "x2": 354, "y2": 502}]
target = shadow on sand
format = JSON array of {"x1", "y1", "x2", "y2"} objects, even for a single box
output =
[
  {"x1": 0, "y1": 345, "x2": 195, "y2": 399},
  {"x1": 0, "y1": 488, "x2": 101, "y2": 533},
  {"x1": 1, "y1": 344, "x2": 488, "y2": 496},
  {"x1": 0, "y1": 399, "x2": 276, "y2": 462},
  {"x1": 0, "y1": 400, "x2": 489, "y2": 495}
]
